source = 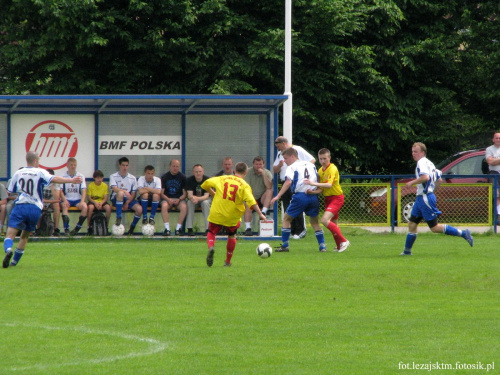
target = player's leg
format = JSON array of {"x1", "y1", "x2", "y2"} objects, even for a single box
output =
[
  {"x1": 3, "y1": 227, "x2": 17, "y2": 268},
  {"x1": 150, "y1": 193, "x2": 160, "y2": 224},
  {"x1": 71, "y1": 201, "x2": 88, "y2": 235},
  {"x1": 200, "y1": 199, "x2": 211, "y2": 232},
  {"x1": 4, "y1": 205, "x2": 40, "y2": 267},
  {"x1": 87, "y1": 203, "x2": 95, "y2": 235},
  {"x1": 160, "y1": 201, "x2": 171, "y2": 235},
  {"x1": 52, "y1": 202, "x2": 61, "y2": 236},
  {"x1": 310, "y1": 216, "x2": 327, "y2": 252},
  {"x1": 243, "y1": 202, "x2": 253, "y2": 235},
  {"x1": 127, "y1": 201, "x2": 142, "y2": 235},
  {"x1": 224, "y1": 224, "x2": 240, "y2": 266},
  {"x1": 140, "y1": 193, "x2": 149, "y2": 223},
  {"x1": 186, "y1": 200, "x2": 195, "y2": 235},
  {"x1": 260, "y1": 189, "x2": 273, "y2": 216},
  {"x1": 61, "y1": 201, "x2": 71, "y2": 234},
  {"x1": 175, "y1": 200, "x2": 187, "y2": 235},
  {"x1": 276, "y1": 213, "x2": 293, "y2": 252},
  {"x1": 206, "y1": 222, "x2": 222, "y2": 267},
  {"x1": 114, "y1": 190, "x2": 125, "y2": 225},
  {"x1": 104, "y1": 203, "x2": 112, "y2": 233},
  {"x1": 0, "y1": 204, "x2": 5, "y2": 236},
  {"x1": 322, "y1": 195, "x2": 348, "y2": 250}
]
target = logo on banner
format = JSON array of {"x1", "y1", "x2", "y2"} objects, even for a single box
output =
[{"x1": 25, "y1": 120, "x2": 78, "y2": 170}]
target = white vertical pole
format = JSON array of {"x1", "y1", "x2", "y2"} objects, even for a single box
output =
[{"x1": 284, "y1": 0, "x2": 293, "y2": 143}]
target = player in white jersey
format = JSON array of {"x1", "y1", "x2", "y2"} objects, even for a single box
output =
[
  {"x1": 109, "y1": 157, "x2": 142, "y2": 234},
  {"x1": 3, "y1": 151, "x2": 82, "y2": 268},
  {"x1": 400, "y1": 142, "x2": 474, "y2": 255},
  {"x1": 137, "y1": 165, "x2": 162, "y2": 225},
  {"x1": 270, "y1": 148, "x2": 326, "y2": 253},
  {"x1": 60, "y1": 157, "x2": 88, "y2": 235},
  {"x1": 273, "y1": 136, "x2": 316, "y2": 239}
]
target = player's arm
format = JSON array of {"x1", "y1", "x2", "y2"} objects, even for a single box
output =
[
  {"x1": 262, "y1": 170, "x2": 273, "y2": 190},
  {"x1": 304, "y1": 179, "x2": 332, "y2": 189},
  {"x1": 406, "y1": 173, "x2": 429, "y2": 188},
  {"x1": 270, "y1": 179, "x2": 291, "y2": 205},
  {"x1": 486, "y1": 155, "x2": 500, "y2": 166},
  {"x1": 80, "y1": 188, "x2": 87, "y2": 203},
  {"x1": 179, "y1": 188, "x2": 187, "y2": 201}
]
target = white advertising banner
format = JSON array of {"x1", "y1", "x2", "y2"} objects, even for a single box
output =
[
  {"x1": 98, "y1": 136, "x2": 182, "y2": 155},
  {"x1": 11, "y1": 115, "x2": 95, "y2": 176}
]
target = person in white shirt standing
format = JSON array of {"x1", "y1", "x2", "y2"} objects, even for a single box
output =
[
  {"x1": 3, "y1": 151, "x2": 82, "y2": 268},
  {"x1": 485, "y1": 132, "x2": 500, "y2": 217},
  {"x1": 60, "y1": 157, "x2": 88, "y2": 235},
  {"x1": 273, "y1": 136, "x2": 316, "y2": 239},
  {"x1": 270, "y1": 148, "x2": 326, "y2": 253}
]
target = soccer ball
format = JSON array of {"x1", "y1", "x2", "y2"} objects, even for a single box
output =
[
  {"x1": 142, "y1": 224, "x2": 155, "y2": 237},
  {"x1": 111, "y1": 224, "x2": 125, "y2": 236},
  {"x1": 256, "y1": 243, "x2": 272, "y2": 258}
]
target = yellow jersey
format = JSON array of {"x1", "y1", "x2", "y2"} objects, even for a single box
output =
[
  {"x1": 87, "y1": 181, "x2": 109, "y2": 203},
  {"x1": 201, "y1": 175, "x2": 257, "y2": 227},
  {"x1": 318, "y1": 163, "x2": 342, "y2": 196}
]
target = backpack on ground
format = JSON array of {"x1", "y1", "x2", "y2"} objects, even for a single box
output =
[
  {"x1": 90, "y1": 211, "x2": 108, "y2": 236},
  {"x1": 37, "y1": 211, "x2": 55, "y2": 236}
]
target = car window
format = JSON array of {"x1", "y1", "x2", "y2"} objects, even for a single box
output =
[{"x1": 446, "y1": 155, "x2": 484, "y2": 175}]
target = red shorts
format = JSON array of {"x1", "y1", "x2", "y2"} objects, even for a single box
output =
[
  {"x1": 324, "y1": 194, "x2": 344, "y2": 219},
  {"x1": 208, "y1": 222, "x2": 241, "y2": 236}
]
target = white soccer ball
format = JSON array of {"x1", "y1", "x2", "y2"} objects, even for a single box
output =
[
  {"x1": 142, "y1": 224, "x2": 155, "y2": 237},
  {"x1": 256, "y1": 243, "x2": 272, "y2": 258},
  {"x1": 111, "y1": 224, "x2": 125, "y2": 236}
]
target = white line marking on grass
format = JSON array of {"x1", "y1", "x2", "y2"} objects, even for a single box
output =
[{"x1": 2, "y1": 322, "x2": 168, "y2": 371}]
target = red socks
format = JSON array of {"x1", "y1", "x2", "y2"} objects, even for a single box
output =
[{"x1": 327, "y1": 221, "x2": 346, "y2": 248}]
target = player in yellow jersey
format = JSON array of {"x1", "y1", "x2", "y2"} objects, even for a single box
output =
[
  {"x1": 86, "y1": 170, "x2": 111, "y2": 233},
  {"x1": 305, "y1": 148, "x2": 350, "y2": 252},
  {"x1": 201, "y1": 162, "x2": 266, "y2": 267}
]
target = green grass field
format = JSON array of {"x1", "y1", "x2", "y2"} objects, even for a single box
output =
[{"x1": 1, "y1": 229, "x2": 498, "y2": 375}]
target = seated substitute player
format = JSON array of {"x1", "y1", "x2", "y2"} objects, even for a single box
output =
[
  {"x1": 214, "y1": 156, "x2": 234, "y2": 176},
  {"x1": 110, "y1": 157, "x2": 142, "y2": 235},
  {"x1": 304, "y1": 148, "x2": 350, "y2": 252},
  {"x1": 243, "y1": 156, "x2": 273, "y2": 236},
  {"x1": 270, "y1": 147, "x2": 326, "y2": 253},
  {"x1": 185, "y1": 164, "x2": 211, "y2": 236},
  {"x1": 86, "y1": 170, "x2": 111, "y2": 234},
  {"x1": 60, "y1": 157, "x2": 88, "y2": 235},
  {"x1": 38, "y1": 168, "x2": 61, "y2": 236},
  {"x1": 160, "y1": 159, "x2": 187, "y2": 236},
  {"x1": 201, "y1": 162, "x2": 266, "y2": 267},
  {"x1": 3, "y1": 151, "x2": 82, "y2": 268},
  {"x1": 400, "y1": 142, "x2": 473, "y2": 255},
  {"x1": 137, "y1": 165, "x2": 162, "y2": 225}
]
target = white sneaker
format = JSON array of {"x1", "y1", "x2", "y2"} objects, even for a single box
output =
[
  {"x1": 292, "y1": 234, "x2": 300, "y2": 240},
  {"x1": 338, "y1": 240, "x2": 350, "y2": 252},
  {"x1": 298, "y1": 229, "x2": 307, "y2": 239}
]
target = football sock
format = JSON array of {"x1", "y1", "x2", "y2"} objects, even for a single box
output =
[
  {"x1": 327, "y1": 221, "x2": 346, "y2": 248},
  {"x1": 282, "y1": 228, "x2": 291, "y2": 248},
  {"x1": 404, "y1": 232, "x2": 417, "y2": 251},
  {"x1": 141, "y1": 199, "x2": 149, "y2": 219},
  {"x1": 62, "y1": 215, "x2": 70, "y2": 230},
  {"x1": 176, "y1": 223, "x2": 182, "y2": 230},
  {"x1": 11, "y1": 248, "x2": 24, "y2": 265},
  {"x1": 315, "y1": 230, "x2": 325, "y2": 247},
  {"x1": 116, "y1": 201, "x2": 123, "y2": 218},
  {"x1": 132, "y1": 215, "x2": 140, "y2": 227},
  {"x1": 4, "y1": 237, "x2": 13, "y2": 253},
  {"x1": 164, "y1": 223, "x2": 170, "y2": 230},
  {"x1": 151, "y1": 201, "x2": 159, "y2": 218},
  {"x1": 245, "y1": 222, "x2": 252, "y2": 230},
  {"x1": 226, "y1": 238, "x2": 236, "y2": 263},
  {"x1": 77, "y1": 215, "x2": 86, "y2": 227},
  {"x1": 262, "y1": 207, "x2": 268, "y2": 215},
  {"x1": 207, "y1": 231, "x2": 216, "y2": 248},
  {"x1": 443, "y1": 225, "x2": 462, "y2": 237}
]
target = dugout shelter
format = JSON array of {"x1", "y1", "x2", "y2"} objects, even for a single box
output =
[{"x1": 0, "y1": 94, "x2": 287, "y2": 180}]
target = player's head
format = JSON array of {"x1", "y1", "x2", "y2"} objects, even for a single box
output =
[
  {"x1": 66, "y1": 157, "x2": 77, "y2": 172},
  {"x1": 234, "y1": 162, "x2": 248, "y2": 176},
  {"x1": 318, "y1": 148, "x2": 331, "y2": 167},
  {"x1": 93, "y1": 169, "x2": 104, "y2": 183},
  {"x1": 274, "y1": 136, "x2": 289, "y2": 151},
  {"x1": 169, "y1": 159, "x2": 181, "y2": 174},
  {"x1": 26, "y1": 151, "x2": 40, "y2": 167},
  {"x1": 192, "y1": 164, "x2": 204, "y2": 180},
  {"x1": 281, "y1": 147, "x2": 298, "y2": 166},
  {"x1": 252, "y1": 156, "x2": 265, "y2": 170},
  {"x1": 222, "y1": 157, "x2": 233, "y2": 174},
  {"x1": 118, "y1": 157, "x2": 129, "y2": 175},
  {"x1": 412, "y1": 142, "x2": 427, "y2": 161},
  {"x1": 144, "y1": 165, "x2": 155, "y2": 181}
]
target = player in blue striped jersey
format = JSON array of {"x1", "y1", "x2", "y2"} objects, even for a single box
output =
[
  {"x1": 270, "y1": 148, "x2": 326, "y2": 252},
  {"x1": 3, "y1": 151, "x2": 83, "y2": 268},
  {"x1": 400, "y1": 143, "x2": 474, "y2": 255}
]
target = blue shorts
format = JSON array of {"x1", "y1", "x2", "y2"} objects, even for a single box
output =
[
  {"x1": 286, "y1": 192, "x2": 320, "y2": 218},
  {"x1": 111, "y1": 197, "x2": 139, "y2": 210},
  {"x1": 67, "y1": 199, "x2": 82, "y2": 207},
  {"x1": 8, "y1": 204, "x2": 42, "y2": 232},
  {"x1": 410, "y1": 194, "x2": 442, "y2": 222}
]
